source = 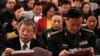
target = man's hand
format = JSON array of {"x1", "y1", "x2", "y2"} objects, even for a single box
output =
[
  {"x1": 4, "y1": 48, "x2": 14, "y2": 56},
  {"x1": 68, "y1": 47, "x2": 94, "y2": 56},
  {"x1": 90, "y1": 47, "x2": 94, "y2": 56},
  {"x1": 59, "y1": 50, "x2": 68, "y2": 56}
]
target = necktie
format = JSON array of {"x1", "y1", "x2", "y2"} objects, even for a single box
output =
[{"x1": 23, "y1": 44, "x2": 27, "y2": 50}]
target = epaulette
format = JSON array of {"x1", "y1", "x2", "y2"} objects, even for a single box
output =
[
  {"x1": 82, "y1": 28, "x2": 94, "y2": 33},
  {"x1": 50, "y1": 29, "x2": 62, "y2": 35}
]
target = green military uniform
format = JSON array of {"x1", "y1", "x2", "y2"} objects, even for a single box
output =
[
  {"x1": 48, "y1": 28, "x2": 97, "y2": 56},
  {"x1": 39, "y1": 28, "x2": 62, "y2": 48}
]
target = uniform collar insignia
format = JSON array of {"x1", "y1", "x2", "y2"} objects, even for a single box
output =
[
  {"x1": 62, "y1": 44, "x2": 68, "y2": 47},
  {"x1": 79, "y1": 40, "x2": 88, "y2": 46},
  {"x1": 79, "y1": 32, "x2": 81, "y2": 36},
  {"x1": 65, "y1": 31, "x2": 68, "y2": 36},
  {"x1": 47, "y1": 32, "x2": 51, "y2": 38},
  {"x1": 51, "y1": 29, "x2": 62, "y2": 35},
  {"x1": 64, "y1": 30, "x2": 81, "y2": 36}
]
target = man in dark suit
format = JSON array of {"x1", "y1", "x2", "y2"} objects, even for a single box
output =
[{"x1": 3, "y1": 18, "x2": 45, "y2": 56}]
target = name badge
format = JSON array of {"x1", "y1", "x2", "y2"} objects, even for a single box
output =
[
  {"x1": 79, "y1": 40, "x2": 88, "y2": 46},
  {"x1": 47, "y1": 32, "x2": 51, "y2": 38}
]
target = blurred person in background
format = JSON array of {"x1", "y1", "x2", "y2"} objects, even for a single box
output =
[
  {"x1": 39, "y1": 12, "x2": 63, "y2": 48},
  {"x1": 59, "y1": 1, "x2": 71, "y2": 17},
  {"x1": 81, "y1": 2, "x2": 92, "y2": 23},
  {"x1": 21, "y1": 2, "x2": 42, "y2": 23},
  {"x1": 52, "y1": 0, "x2": 59, "y2": 7},
  {"x1": 84, "y1": 15, "x2": 100, "y2": 39},
  {"x1": 82, "y1": 0, "x2": 90, "y2": 3},
  {"x1": 59, "y1": 1, "x2": 71, "y2": 28},
  {"x1": 0, "y1": 0, "x2": 16, "y2": 25},
  {"x1": 23, "y1": 0, "x2": 35, "y2": 11},
  {"x1": 36, "y1": 3, "x2": 58, "y2": 35},
  {"x1": 32, "y1": 2, "x2": 43, "y2": 23},
  {"x1": 71, "y1": 0, "x2": 81, "y2": 8},
  {"x1": 41, "y1": 0, "x2": 52, "y2": 10},
  {"x1": 0, "y1": 0, "x2": 17, "y2": 38},
  {"x1": 3, "y1": 3, "x2": 24, "y2": 39}
]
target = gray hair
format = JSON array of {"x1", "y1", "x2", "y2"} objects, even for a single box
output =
[{"x1": 18, "y1": 17, "x2": 36, "y2": 31}]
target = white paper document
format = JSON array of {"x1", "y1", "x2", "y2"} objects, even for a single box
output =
[
  {"x1": 11, "y1": 50, "x2": 34, "y2": 56},
  {"x1": 98, "y1": 15, "x2": 100, "y2": 27}
]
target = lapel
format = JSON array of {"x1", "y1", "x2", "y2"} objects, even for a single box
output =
[
  {"x1": 30, "y1": 38, "x2": 45, "y2": 49},
  {"x1": 30, "y1": 39, "x2": 36, "y2": 49},
  {"x1": 12, "y1": 37, "x2": 21, "y2": 50}
]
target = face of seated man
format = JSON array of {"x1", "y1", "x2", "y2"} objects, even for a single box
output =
[
  {"x1": 27, "y1": 0, "x2": 35, "y2": 10},
  {"x1": 51, "y1": 15, "x2": 63, "y2": 30},
  {"x1": 6, "y1": 0, "x2": 16, "y2": 10},
  {"x1": 65, "y1": 17, "x2": 83, "y2": 34},
  {"x1": 86, "y1": 16, "x2": 97, "y2": 31},
  {"x1": 33, "y1": 3, "x2": 42, "y2": 16},
  {"x1": 18, "y1": 23, "x2": 35, "y2": 44}
]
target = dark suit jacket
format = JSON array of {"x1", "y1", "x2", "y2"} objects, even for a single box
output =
[
  {"x1": 5, "y1": 37, "x2": 45, "y2": 50},
  {"x1": 0, "y1": 38, "x2": 6, "y2": 56},
  {"x1": 0, "y1": 8, "x2": 14, "y2": 24},
  {"x1": 96, "y1": 38, "x2": 100, "y2": 54}
]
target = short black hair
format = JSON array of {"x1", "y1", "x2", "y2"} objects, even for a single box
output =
[
  {"x1": 25, "y1": 0, "x2": 35, "y2": 3},
  {"x1": 60, "y1": 0, "x2": 70, "y2": 6},
  {"x1": 67, "y1": 7, "x2": 83, "y2": 18},
  {"x1": 13, "y1": 3, "x2": 23, "y2": 12},
  {"x1": 33, "y1": 2, "x2": 42, "y2": 7}
]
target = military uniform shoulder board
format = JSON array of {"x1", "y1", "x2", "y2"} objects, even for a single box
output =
[
  {"x1": 82, "y1": 28, "x2": 94, "y2": 33},
  {"x1": 51, "y1": 29, "x2": 62, "y2": 35}
]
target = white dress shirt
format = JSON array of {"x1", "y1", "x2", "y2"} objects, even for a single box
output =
[{"x1": 19, "y1": 39, "x2": 31, "y2": 50}]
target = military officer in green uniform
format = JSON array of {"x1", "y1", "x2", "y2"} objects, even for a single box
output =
[
  {"x1": 39, "y1": 12, "x2": 63, "y2": 48},
  {"x1": 48, "y1": 8, "x2": 97, "y2": 56}
]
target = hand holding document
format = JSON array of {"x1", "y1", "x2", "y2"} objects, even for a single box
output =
[
  {"x1": 11, "y1": 47, "x2": 52, "y2": 56},
  {"x1": 68, "y1": 47, "x2": 94, "y2": 56},
  {"x1": 59, "y1": 47, "x2": 94, "y2": 56}
]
